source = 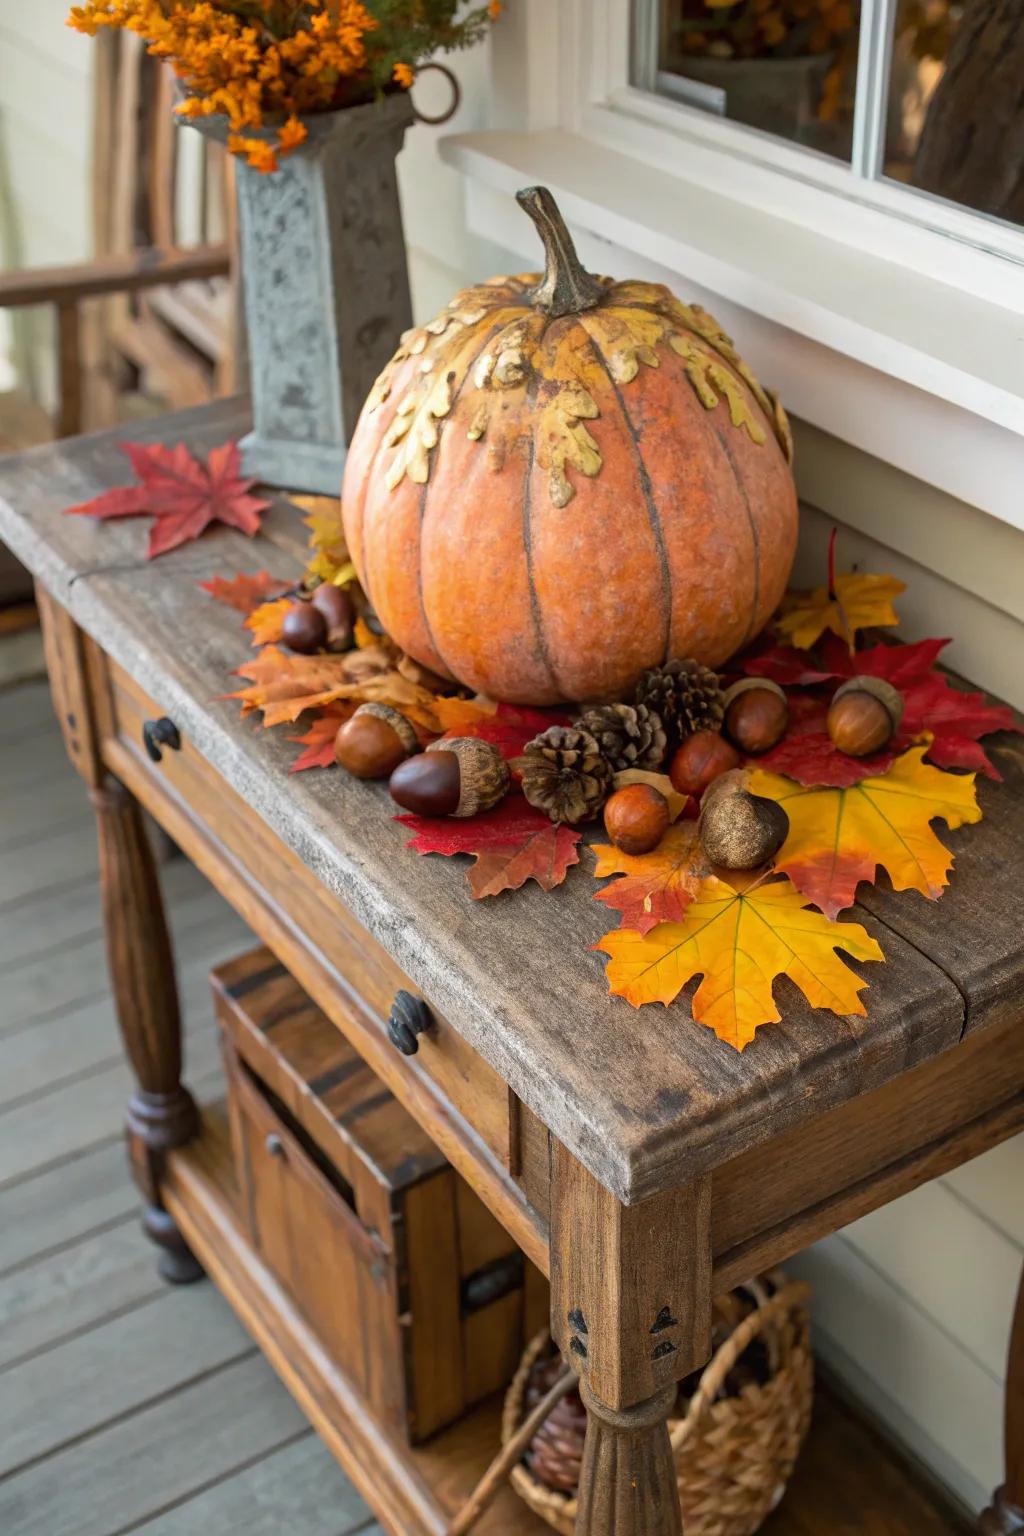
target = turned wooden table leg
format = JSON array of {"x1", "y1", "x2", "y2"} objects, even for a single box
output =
[
  {"x1": 551, "y1": 1141, "x2": 713, "y2": 1536},
  {"x1": 92, "y1": 780, "x2": 203, "y2": 1284},
  {"x1": 36, "y1": 589, "x2": 202, "y2": 1282},
  {"x1": 981, "y1": 1268, "x2": 1024, "y2": 1533}
]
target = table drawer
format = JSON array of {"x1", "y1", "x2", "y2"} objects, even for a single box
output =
[{"x1": 100, "y1": 660, "x2": 520, "y2": 1205}]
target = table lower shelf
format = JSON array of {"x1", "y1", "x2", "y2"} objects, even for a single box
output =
[
  {"x1": 162, "y1": 1102, "x2": 550, "y2": 1536},
  {"x1": 162, "y1": 1103, "x2": 969, "y2": 1536}
]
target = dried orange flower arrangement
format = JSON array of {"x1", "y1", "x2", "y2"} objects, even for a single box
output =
[{"x1": 68, "y1": 0, "x2": 504, "y2": 170}]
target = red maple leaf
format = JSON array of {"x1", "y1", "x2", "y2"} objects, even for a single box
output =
[
  {"x1": 287, "y1": 706, "x2": 353, "y2": 772},
  {"x1": 66, "y1": 440, "x2": 270, "y2": 559},
  {"x1": 199, "y1": 570, "x2": 290, "y2": 614},
  {"x1": 444, "y1": 703, "x2": 572, "y2": 773},
  {"x1": 747, "y1": 636, "x2": 1019, "y2": 785},
  {"x1": 397, "y1": 794, "x2": 581, "y2": 898}
]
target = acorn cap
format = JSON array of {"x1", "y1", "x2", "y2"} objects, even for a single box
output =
[
  {"x1": 354, "y1": 702, "x2": 418, "y2": 756},
  {"x1": 426, "y1": 736, "x2": 510, "y2": 817},
  {"x1": 722, "y1": 677, "x2": 787, "y2": 708},
  {"x1": 833, "y1": 675, "x2": 904, "y2": 730}
]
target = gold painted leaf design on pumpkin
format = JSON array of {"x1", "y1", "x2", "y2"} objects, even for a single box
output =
[
  {"x1": 669, "y1": 336, "x2": 767, "y2": 447},
  {"x1": 580, "y1": 304, "x2": 667, "y2": 385},
  {"x1": 382, "y1": 306, "x2": 537, "y2": 490},
  {"x1": 533, "y1": 323, "x2": 606, "y2": 508},
  {"x1": 369, "y1": 275, "x2": 786, "y2": 501}
]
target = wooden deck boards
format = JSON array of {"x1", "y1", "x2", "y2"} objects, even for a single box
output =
[{"x1": 0, "y1": 676, "x2": 967, "y2": 1535}]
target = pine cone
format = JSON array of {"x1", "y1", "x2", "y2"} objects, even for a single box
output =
[
  {"x1": 524, "y1": 1356, "x2": 586, "y2": 1495},
  {"x1": 520, "y1": 726, "x2": 612, "y2": 824},
  {"x1": 635, "y1": 659, "x2": 724, "y2": 747},
  {"x1": 575, "y1": 702, "x2": 667, "y2": 772}
]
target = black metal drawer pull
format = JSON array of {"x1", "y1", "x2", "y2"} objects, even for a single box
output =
[
  {"x1": 265, "y1": 1133, "x2": 286, "y2": 1159},
  {"x1": 387, "y1": 991, "x2": 432, "y2": 1056},
  {"x1": 143, "y1": 717, "x2": 181, "y2": 763}
]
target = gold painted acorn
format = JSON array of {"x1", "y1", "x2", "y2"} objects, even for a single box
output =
[
  {"x1": 698, "y1": 769, "x2": 789, "y2": 870},
  {"x1": 389, "y1": 737, "x2": 510, "y2": 818},
  {"x1": 827, "y1": 676, "x2": 904, "y2": 757}
]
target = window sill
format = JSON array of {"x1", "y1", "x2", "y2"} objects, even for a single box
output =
[{"x1": 438, "y1": 127, "x2": 1024, "y2": 532}]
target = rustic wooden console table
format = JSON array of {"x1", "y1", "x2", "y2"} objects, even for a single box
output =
[{"x1": 2, "y1": 400, "x2": 1022, "y2": 1536}]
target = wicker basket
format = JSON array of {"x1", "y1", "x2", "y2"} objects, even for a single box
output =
[{"x1": 502, "y1": 1276, "x2": 813, "y2": 1536}]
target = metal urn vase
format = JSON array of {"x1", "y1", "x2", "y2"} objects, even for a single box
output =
[{"x1": 189, "y1": 93, "x2": 415, "y2": 494}]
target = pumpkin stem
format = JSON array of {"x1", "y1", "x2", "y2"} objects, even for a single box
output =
[{"x1": 517, "y1": 186, "x2": 603, "y2": 319}]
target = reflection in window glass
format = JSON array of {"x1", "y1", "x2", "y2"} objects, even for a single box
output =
[
  {"x1": 884, "y1": 0, "x2": 1024, "y2": 228},
  {"x1": 654, "y1": 0, "x2": 862, "y2": 160}
]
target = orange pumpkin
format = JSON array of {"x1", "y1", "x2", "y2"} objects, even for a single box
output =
[{"x1": 343, "y1": 187, "x2": 798, "y2": 706}]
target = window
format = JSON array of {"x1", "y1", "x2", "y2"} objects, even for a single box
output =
[{"x1": 634, "y1": 0, "x2": 1024, "y2": 232}]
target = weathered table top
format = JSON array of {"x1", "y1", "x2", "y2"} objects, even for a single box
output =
[{"x1": 2, "y1": 399, "x2": 1021, "y2": 1206}]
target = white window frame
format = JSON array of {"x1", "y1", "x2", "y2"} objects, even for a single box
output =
[{"x1": 588, "y1": 0, "x2": 1024, "y2": 297}]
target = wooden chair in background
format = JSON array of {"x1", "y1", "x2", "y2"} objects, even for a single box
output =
[{"x1": 0, "y1": 33, "x2": 238, "y2": 609}]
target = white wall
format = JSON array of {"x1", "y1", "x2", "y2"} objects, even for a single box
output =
[{"x1": 397, "y1": 34, "x2": 1024, "y2": 1518}]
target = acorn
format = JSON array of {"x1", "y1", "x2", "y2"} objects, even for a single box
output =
[
  {"x1": 827, "y1": 676, "x2": 904, "y2": 757},
  {"x1": 603, "y1": 783, "x2": 670, "y2": 856},
  {"x1": 311, "y1": 583, "x2": 355, "y2": 652},
  {"x1": 334, "y1": 703, "x2": 417, "y2": 780},
  {"x1": 698, "y1": 769, "x2": 789, "y2": 870},
  {"x1": 390, "y1": 737, "x2": 510, "y2": 818},
  {"x1": 281, "y1": 599, "x2": 328, "y2": 655},
  {"x1": 669, "y1": 729, "x2": 742, "y2": 798},
  {"x1": 722, "y1": 678, "x2": 789, "y2": 756}
]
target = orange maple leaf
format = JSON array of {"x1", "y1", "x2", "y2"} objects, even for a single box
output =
[
  {"x1": 592, "y1": 822, "x2": 707, "y2": 934},
  {"x1": 245, "y1": 596, "x2": 293, "y2": 646},
  {"x1": 595, "y1": 875, "x2": 883, "y2": 1050},
  {"x1": 229, "y1": 645, "x2": 442, "y2": 731},
  {"x1": 199, "y1": 570, "x2": 287, "y2": 613},
  {"x1": 749, "y1": 746, "x2": 981, "y2": 918},
  {"x1": 432, "y1": 695, "x2": 499, "y2": 732}
]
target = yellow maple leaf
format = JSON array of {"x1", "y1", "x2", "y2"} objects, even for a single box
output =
[
  {"x1": 595, "y1": 875, "x2": 883, "y2": 1050},
  {"x1": 749, "y1": 746, "x2": 981, "y2": 918},
  {"x1": 244, "y1": 596, "x2": 293, "y2": 647},
  {"x1": 776, "y1": 570, "x2": 905, "y2": 652},
  {"x1": 298, "y1": 499, "x2": 355, "y2": 589}
]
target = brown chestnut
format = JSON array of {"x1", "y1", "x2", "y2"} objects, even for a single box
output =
[
  {"x1": 334, "y1": 703, "x2": 417, "y2": 779},
  {"x1": 311, "y1": 583, "x2": 355, "y2": 651},
  {"x1": 722, "y1": 679, "x2": 789, "y2": 756},
  {"x1": 669, "y1": 729, "x2": 742, "y2": 797},
  {"x1": 281, "y1": 600, "x2": 328, "y2": 655},
  {"x1": 390, "y1": 750, "x2": 462, "y2": 816},
  {"x1": 603, "y1": 783, "x2": 670, "y2": 856},
  {"x1": 827, "y1": 676, "x2": 903, "y2": 757}
]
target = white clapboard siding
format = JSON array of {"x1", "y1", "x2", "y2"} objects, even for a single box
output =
[
  {"x1": 787, "y1": 1232, "x2": 1007, "y2": 1514},
  {"x1": 944, "y1": 1137, "x2": 1024, "y2": 1251}
]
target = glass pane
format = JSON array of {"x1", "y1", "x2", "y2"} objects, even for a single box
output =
[
  {"x1": 649, "y1": 0, "x2": 862, "y2": 160},
  {"x1": 884, "y1": 0, "x2": 1024, "y2": 228}
]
